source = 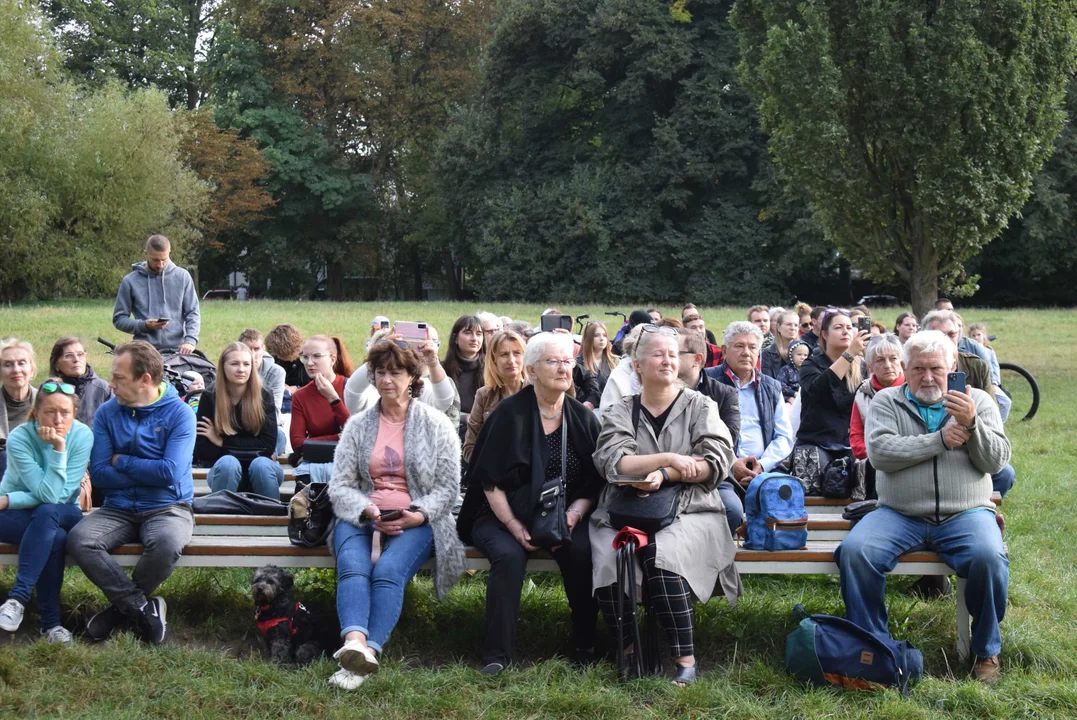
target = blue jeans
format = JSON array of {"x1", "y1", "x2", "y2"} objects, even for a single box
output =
[
  {"x1": 206, "y1": 455, "x2": 284, "y2": 501},
  {"x1": 718, "y1": 480, "x2": 744, "y2": 536},
  {"x1": 333, "y1": 520, "x2": 433, "y2": 654},
  {"x1": 992, "y1": 465, "x2": 1016, "y2": 498},
  {"x1": 835, "y1": 505, "x2": 1008, "y2": 658},
  {"x1": 0, "y1": 503, "x2": 84, "y2": 629},
  {"x1": 275, "y1": 428, "x2": 287, "y2": 456}
]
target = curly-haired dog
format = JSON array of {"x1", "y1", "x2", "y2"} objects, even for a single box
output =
[{"x1": 251, "y1": 565, "x2": 322, "y2": 666}]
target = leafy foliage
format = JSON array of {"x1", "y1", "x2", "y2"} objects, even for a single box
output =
[{"x1": 731, "y1": 0, "x2": 1077, "y2": 315}]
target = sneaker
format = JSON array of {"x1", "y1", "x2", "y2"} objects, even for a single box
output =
[
  {"x1": 333, "y1": 638, "x2": 379, "y2": 675},
  {"x1": 328, "y1": 667, "x2": 368, "y2": 691},
  {"x1": 137, "y1": 597, "x2": 168, "y2": 645},
  {"x1": 85, "y1": 605, "x2": 125, "y2": 642},
  {"x1": 0, "y1": 599, "x2": 25, "y2": 632},
  {"x1": 908, "y1": 575, "x2": 951, "y2": 599},
  {"x1": 480, "y1": 662, "x2": 505, "y2": 676},
  {"x1": 43, "y1": 626, "x2": 74, "y2": 647},
  {"x1": 971, "y1": 655, "x2": 1001, "y2": 685}
]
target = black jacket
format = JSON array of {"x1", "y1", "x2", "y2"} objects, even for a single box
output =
[
  {"x1": 693, "y1": 371, "x2": 741, "y2": 447},
  {"x1": 275, "y1": 357, "x2": 310, "y2": 389},
  {"x1": 456, "y1": 385, "x2": 602, "y2": 544},
  {"x1": 195, "y1": 387, "x2": 278, "y2": 471},
  {"x1": 800, "y1": 330, "x2": 820, "y2": 351},
  {"x1": 796, "y1": 351, "x2": 863, "y2": 450},
  {"x1": 572, "y1": 356, "x2": 602, "y2": 406},
  {"x1": 760, "y1": 343, "x2": 784, "y2": 380}
]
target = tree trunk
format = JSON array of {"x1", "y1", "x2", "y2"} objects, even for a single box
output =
[
  {"x1": 327, "y1": 260, "x2": 344, "y2": 301},
  {"x1": 909, "y1": 239, "x2": 939, "y2": 319}
]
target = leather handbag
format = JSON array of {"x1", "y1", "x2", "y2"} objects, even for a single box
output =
[
  {"x1": 288, "y1": 481, "x2": 335, "y2": 547},
  {"x1": 527, "y1": 410, "x2": 571, "y2": 548},
  {"x1": 606, "y1": 396, "x2": 682, "y2": 535}
]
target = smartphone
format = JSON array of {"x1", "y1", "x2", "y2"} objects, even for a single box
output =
[
  {"x1": 379, "y1": 320, "x2": 390, "y2": 330},
  {"x1": 610, "y1": 474, "x2": 646, "y2": 484},
  {"x1": 857, "y1": 316, "x2": 871, "y2": 332},
  {"x1": 947, "y1": 371, "x2": 966, "y2": 394},
  {"x1": 394, "y1": 321, "x2": 429, "y2": 348},
  {"x1": 540, "y1": 314, "x2": 573, "y2": 332},
  {"x1": 154, "y1": 318, "x2": 170, "y2": 324},
  {"x1": 378, "y1": 509, "x2": 404, "y2": 522}
]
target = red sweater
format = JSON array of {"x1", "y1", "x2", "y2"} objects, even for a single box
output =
[
  {"x1": 289, "y1": 375, "x2": 350, "y2": 451},
  {"x1": 850, "y1": 373, "x2": 904, "y2": 460}
]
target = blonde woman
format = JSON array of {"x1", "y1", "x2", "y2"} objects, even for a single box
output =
[
  {"x1": 463, "y1": 331, "x2": 529, "y2": 462},
  {"x1": 195, "y1": 342, "x2": 282, "y2": 499},
  {"x1": 0, "y1": 339, "x2": 38, "y2": 477}
]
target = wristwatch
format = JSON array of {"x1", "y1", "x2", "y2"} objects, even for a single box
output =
[
  {"x1": 841, "y1": 351, "x2": 855, "y2": 364},
  {"x1": 329, "y1": 398, "x2": 341, "y2": 407}
]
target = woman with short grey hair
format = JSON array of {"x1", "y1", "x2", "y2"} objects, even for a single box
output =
[{"x1": 850, "y1": 333, "x2": 905, "y2": 497}]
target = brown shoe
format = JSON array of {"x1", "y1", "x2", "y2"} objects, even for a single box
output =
[{"x1": 971, "y1": 655, "x2": 1001, "y2": 685}]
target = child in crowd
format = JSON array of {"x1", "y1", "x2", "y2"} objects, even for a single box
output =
[{"x1": 778, "y1": 340, "x2": 810, "y2": 403}]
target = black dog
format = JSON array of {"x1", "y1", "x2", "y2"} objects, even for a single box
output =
[{"x1": 251, "y1": 565, "x2": 322, "y2": 666}]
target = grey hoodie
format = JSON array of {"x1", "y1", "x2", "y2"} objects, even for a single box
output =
[{"x1": 113, "y1": 260, "x2": 200, "y2": 350}]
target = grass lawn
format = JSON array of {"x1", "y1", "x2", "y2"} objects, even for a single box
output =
[{"x1": 0, "y1": 300, "x2": 1075, "y2": 718}]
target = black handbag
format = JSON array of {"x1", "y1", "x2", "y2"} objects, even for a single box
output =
[
  {"x1": 193, "y1": 490, "x2": 288, "y2": 516},
  {"x1": 606, "y1": 396, "x2": 682, "y2": 535},
  {"x1": 289, "y1": 439, "x2": 338, "y2": 467},
  {"x1": 527, "y1": 410, "x2": 571, "y2": 549},
  {"x1": 822, "y1": 455, "x2": 854, "y2": 498},
  {"x1": 288, "y1": 481, "x2": 334, "y2": 547}
]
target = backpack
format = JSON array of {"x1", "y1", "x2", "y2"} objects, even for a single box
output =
[
  {"x1": 743, "y1": 472, "x2": 808, "y2": 551},
  {"x1": 822, "y1": 455, "x2": 855, "y2": 498},
  {"x1": 785, "y1": 605, "x2": 923, "y2": 694}
]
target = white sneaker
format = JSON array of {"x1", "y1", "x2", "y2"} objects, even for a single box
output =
[
  {"x1": 43, "y1": 626, "x2": 74, "y2": 647},
  {"x1": 333, "y1": 638, "x2": 379, "y2": 675},
  {"x1": 328, "y1": 667, "x2": 368, "y2": 691},
  {"x1": 0, "y1": 599, "x2": 24, "y2": 632}
]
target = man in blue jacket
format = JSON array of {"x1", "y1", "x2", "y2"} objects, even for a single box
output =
[
  {"x1": 67, "y1": 341, "x2": 195, "y2": 644},
  {"x1": 112, "y1": 234, "x2": 200, "y2": 355}
]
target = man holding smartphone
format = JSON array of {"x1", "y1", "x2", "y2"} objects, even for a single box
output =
[{"x1": 113, "y1": 235, "x2": 201, "y2": 355}]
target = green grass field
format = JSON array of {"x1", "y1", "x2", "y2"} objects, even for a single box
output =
[{"x1": 0, "y1": 300, "x2": 1075, "y2": 719}]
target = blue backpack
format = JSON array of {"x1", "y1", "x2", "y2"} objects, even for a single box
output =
[
  {"x1": 743, "y1": 472, "x2": 807, "y2": 551},
  {"x1": 786, "y1": 605, "x2": 923, "y2": 694}
]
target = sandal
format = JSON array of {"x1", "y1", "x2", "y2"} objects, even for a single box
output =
[{"x1": 671, "y1": 664, "x2": 697, "y2": 687}]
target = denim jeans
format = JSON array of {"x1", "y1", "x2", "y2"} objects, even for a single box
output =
[
  {"x1": 992, "y1": 464, "x2": 1016, "y2": 498},
  {"x1": 66, "y1": 504, "x2": 194, "y2": 616},
  {"x1": 333, "y1": 519, "x2": 433, "y2": 654},
  {"x1": 275, "y1": 428, "x2": 287, "y2": 456},
  {"x1": 206, "y1": 455, "x2": 285, "y2": 501},
  {"x1": 0, "y1": 503, "x2": 84, "y2": 629},
  {"x1": 718, "y1": 480, "x2": 744, "y2": 536},
  {"x1": 835, "y1": 505, "x2": 1008, "y2": 658}
]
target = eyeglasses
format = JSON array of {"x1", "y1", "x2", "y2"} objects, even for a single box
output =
[
  {"x1": 542, "y1": 358, "x2": 576, "y2": 369},
  {"x1": 640, "y1": 325, "x2": 678, "y2": 337},
  {"x1": 299, "y1": 353, "x2": 331, "y2": 363},
  {"x1": 40, "y1": 382, "x2": 76, "y2": 396},
  {"x1": 61, "y1": 352, "x2": 87, "y2": 362}
]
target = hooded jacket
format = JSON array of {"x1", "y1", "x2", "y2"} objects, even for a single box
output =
[
  {"x1": 113, "y1": 260, "x2": 201, "y2": 350},
  {"x1": 90, "y1": 383, "x2": 196, "y2": 512},
  {"x1": 60, "y1": 366, "x2": 114, "y2": 426}
]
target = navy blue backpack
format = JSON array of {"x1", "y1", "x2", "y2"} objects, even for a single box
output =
[
  {"x1": 786, "y1": 605, "x2": 923, "y2": 694},
  {"x1": 743, "y1": 472, "x2": 808, "y2": 551}
]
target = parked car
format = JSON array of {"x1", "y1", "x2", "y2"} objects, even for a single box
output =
[
  {"x1": 202, "y1": 289, "x2": 236, "y2": 301},
  {"x1": 856, "y1": 294, "x2": 901, "y2": 307}
]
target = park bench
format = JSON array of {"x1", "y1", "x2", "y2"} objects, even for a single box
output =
[{"x1": 0, "y1": 484, "x2": 1004, "y2": 661}]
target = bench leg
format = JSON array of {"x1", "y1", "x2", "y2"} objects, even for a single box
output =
[{"x1": 955, "y1": 577, "x2": 971, "y2": 662}]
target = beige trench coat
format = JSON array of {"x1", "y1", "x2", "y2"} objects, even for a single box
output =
[{"x1": 590, "y1": 389, "x2": 740, "y2": 604}]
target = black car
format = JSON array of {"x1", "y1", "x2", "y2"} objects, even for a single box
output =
[{"x1": 856, "y1": 294, "x2": 901, "y2": 307}]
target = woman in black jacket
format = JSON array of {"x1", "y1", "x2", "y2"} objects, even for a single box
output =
[
  {"x1": 196, "y1": 342, "x2": 282, "y2": 500},
  {"x1": 457, "y1": 332, "x2": 602, "y2": 674},
  {"x1": 792, "y1": 309, "x2": 868, "y2": 495}
]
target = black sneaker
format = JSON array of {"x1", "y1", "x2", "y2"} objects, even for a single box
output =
[
  {"x1": 908, "y1": 575, "x2": 952, "y2": 599},
  {"x1": 137, "y1": 597, "x2": 168, "y2": 645},
  {"x1": 85, "y1": 605, "x2": 125, "y2": 642}
]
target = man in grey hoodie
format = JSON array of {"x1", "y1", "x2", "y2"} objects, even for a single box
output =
[{"x1": 113, "y1": 235, "x2": 200, "y2": 355}]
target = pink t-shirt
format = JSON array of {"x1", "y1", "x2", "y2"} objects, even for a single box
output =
[{"x1": 368, "y1": 417, "x2": 411, "y2": 511}]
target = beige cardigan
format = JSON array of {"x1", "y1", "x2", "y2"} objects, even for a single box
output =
[{"x1": 590, "y1": 389, "x2": 740, "y2": 604}]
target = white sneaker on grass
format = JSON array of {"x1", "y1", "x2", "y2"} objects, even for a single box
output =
[
  {"x1": 328, "y1": 667, "x2": 368, "y2": 691},
  {"x1": 333, "y1": 638, "x2": 378, "y2": 675},
  {"x1": 0, "y1": 598, "x2": 25, "y2": 632},
  {"x1": 43, "y1": 626, "x2": 74, "y2": 647}
]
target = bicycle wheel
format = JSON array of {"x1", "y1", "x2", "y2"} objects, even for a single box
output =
[{"x1": 998, "y1": 362, "x2": 1040, "y2": 422}]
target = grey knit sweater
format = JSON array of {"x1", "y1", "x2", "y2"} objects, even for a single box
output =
[{"x1": 866, "y1": 385, "x2": 1011, "y2": 523}]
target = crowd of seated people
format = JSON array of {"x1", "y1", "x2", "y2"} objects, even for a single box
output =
[{"x1": 0, "y1": 296, "x2": 1017, "y2": 690}]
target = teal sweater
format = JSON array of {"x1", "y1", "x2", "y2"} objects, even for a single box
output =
[{"x1": 0, "y1": 420, "x2": 93, "y2": 509}]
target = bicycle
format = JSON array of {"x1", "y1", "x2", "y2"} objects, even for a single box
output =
[{"x1": 989, "y1": 335, "x2": 1040, "y2": 422}]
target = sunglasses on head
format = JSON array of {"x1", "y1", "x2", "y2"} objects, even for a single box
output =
[
  {"x1": 640, "y1": 324, "x2": 678, "y2": 337},
  {"x1": 40, "y1": 381, "x2": 76, "y2": 396},
  {"x1": 822, "y1": 307, "x2": 851, "y2": 323}
]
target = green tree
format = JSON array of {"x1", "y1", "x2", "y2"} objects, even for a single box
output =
[
  {"x1": 434, "y1": 0, "x2": 832, "y2": 305},
  {"x1": 731, "y1": 0, "x2": 1077, "y2": 316},
  {"x1": 0, "y1": 0, "x2": 206, "y2": 301}
]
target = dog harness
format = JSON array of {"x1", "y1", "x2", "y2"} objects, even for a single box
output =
[{"x1": 256, "y1": 601, "x2": 306, "y2": 636}]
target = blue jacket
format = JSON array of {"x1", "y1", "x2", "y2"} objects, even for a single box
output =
[
  {"x1": 0, "y1": 420, "x2": 93, "y2": 509},
  {"x1": 706, "y1": 363, "x2": 783, "y2": 454},
  {"x1": 90, "y1": 383, "x2": 195, "y2": 512}
]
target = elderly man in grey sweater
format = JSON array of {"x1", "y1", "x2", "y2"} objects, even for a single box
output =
[{"x1": 834, "y1": 330, "x2": 1011, "y2": 685}]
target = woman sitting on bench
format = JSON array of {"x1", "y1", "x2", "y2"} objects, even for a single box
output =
[{"x1": 195, "y1": 342, "x2": 282, "y2": 500}]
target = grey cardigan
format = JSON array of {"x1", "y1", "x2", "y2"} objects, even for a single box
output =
[
  {"x1": 590, "y1": 389, "x2": 740, "y2": 605},
  {"x1": 867, "y1": 385, "x2": 1011, "y2": 522},
  {"x1": 328, "y1": 398, "x2": 467, "y2": 599}
]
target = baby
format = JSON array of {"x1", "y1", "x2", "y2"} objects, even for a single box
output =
[{"x1": 778, "y1": 340, "x2": 810, "y2": 403}]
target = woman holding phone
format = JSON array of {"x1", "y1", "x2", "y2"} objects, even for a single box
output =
[
  {"x1": 327, "y1": 340, "x2": 465, "y2": 689},
  {"x1": 344, "y1": 325, "x2": 456, "y2": 417}
]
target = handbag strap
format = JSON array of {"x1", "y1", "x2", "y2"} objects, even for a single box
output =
[{"x1": 560, "y1": 404, "x2": 567, "y2": 483}]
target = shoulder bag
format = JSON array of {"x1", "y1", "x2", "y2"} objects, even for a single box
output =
[
  {"x1": 527, "y1": 408, "x2": 571, "y2": 548},
  {"x1": 606, "y1": 395, "x2": 682, "y2": 535}
]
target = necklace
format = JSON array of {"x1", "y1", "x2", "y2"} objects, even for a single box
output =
[{"x1": 538, "y1": 399, "x2": 563, "y2": 420}]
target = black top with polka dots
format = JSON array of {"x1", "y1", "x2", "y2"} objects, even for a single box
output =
[{"x1": 545, "y1": 423, "x2": 581, "y2": 493}]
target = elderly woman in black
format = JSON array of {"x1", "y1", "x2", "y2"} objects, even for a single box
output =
[{"x1": 457, "y1": 332, "x2": 602, "y2": 675}]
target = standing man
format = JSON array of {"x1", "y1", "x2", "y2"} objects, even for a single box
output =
[
  {"x1": 67, "y1": 341, "x2": 196, "y2": 644},
  {"x1": 113, "y1": 235, "x2": 200, "y2": 355}
]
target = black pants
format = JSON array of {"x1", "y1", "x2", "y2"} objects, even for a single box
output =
[{"x1": 471, "y1": 513, "x2": 597, "y2": 665}]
